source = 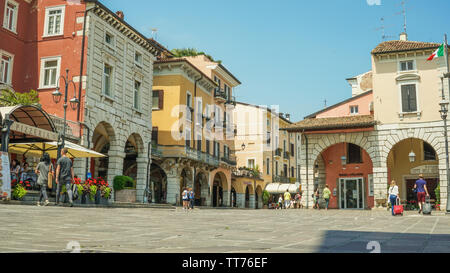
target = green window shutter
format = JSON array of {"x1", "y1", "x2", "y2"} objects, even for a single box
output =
[{"x1": 408, "y1": 85, "x2": 417, "y2": 112}]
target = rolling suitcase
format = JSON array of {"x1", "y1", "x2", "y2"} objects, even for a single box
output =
[
  {"x1": 393, "y1": 197, "x2": 403, "y2": 216},
  {"x1": 422, "y1": 196, "x2": 432, "y2": 215}
]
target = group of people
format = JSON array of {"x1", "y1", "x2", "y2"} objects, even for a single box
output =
[
  {"x1": 10, "y1": 148, "x2": 76, "y2": 207},
  {"x1": 388, "y1": 174, "x2": 430, "y2": 216},
  {"x1": 181, "y1": 187, "x2": 195, "y2": 210},
  {"x1": 311, "y1": 184, "x2": 332, "y2": 210},
  {"x1": 10, "y1": 159, "x2": 35, "y2": 185},
  {"x1": 274, "y1": 190, "x2": 303, "y2": 209}
]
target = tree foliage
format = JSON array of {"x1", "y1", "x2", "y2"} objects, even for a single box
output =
[
  {"x1": 0, "y1": 88, "x2": 40, "y2": 107},
  {"x1": 170, "y1": 48, "x2": 222, "y2": 64}
]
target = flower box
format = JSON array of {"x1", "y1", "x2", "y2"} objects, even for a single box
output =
[{"x1": 115, "y1": 189, "x2": 136, "y2": 203}]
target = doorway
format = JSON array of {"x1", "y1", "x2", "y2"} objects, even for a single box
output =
[{"x1": 339, "y1": 178, "x2": 364, "y2": 209}]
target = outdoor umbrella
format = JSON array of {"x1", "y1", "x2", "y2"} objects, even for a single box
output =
[{"x1": 8, "y1": 141, "x2": 106, "y2": 159}]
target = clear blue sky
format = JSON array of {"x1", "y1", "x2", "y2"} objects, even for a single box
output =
[{"x1": 105, "y1": 0, "x2": 449, "y2": 122}]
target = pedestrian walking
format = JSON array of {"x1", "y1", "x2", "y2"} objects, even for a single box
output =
[
  {"x1": 322, "y1": 184, "x2": 331, "y2": 210},
  {"x1": 55, "y1": 148, "x2": 75, "y2": 207},
  {"x1": 188, "y1": 187, "x2": 195, "y2": 210},
  {"x1": 283, "y1": 189, "x2": 291, "y2": 209},
  {"x1": 277, "y1": 194, "x2": 283, "y2": 209},
  {"x1": 414, "y1": 174, "x2": 429, "y2": 214},
  {"x1": 388, "y1": 180, "x2": 399, "y2": 216},
  {"x1": 182, "y1": 187, "x2": 189, "y2": 210},
  {"x1": 313, "y1": 188, "x2": 320, "y2": 210},
  {"x1": 35, "y1": 153, "x2": 53, "y2": 207},
  {"x1": 295, "y1": 192, "x2": 303, "y2": 209}
]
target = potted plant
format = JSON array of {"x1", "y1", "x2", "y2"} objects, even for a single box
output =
[
  {"x1": 97, "y1": 177, "x2": 111, "y2": 205},
  {"x1": 262, "y1": 190, "x2": 270, "y2": 209},
  {"x1": 12, "y1": 182, "x2": 27, "y2": 200},
  {"x1": 113, "y1": 175, "x2": 136, "y2": 203},
  {"x1": 435, "y1": 185, "x2": 440, "y2": 210}
]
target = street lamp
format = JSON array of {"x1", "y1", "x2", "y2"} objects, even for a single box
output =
[
  {"x1": 53, "y1": 69, "x2": 79, "y2": 159},
  {"x1": 441, "y1": 74, "x2": 450, "y2": 213}
]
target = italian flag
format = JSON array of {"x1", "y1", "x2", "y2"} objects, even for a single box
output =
[{"x1": 427, "y1": 44, "x2": 445, "y2": 61}]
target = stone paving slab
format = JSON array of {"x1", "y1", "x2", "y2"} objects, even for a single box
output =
[{"x1": 1, "y1": 204, "x2": 450, "y2": 253}]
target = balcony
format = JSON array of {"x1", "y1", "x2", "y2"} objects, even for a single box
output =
[
  {"x1": 274, "y1": 148, "x2": 282, "y2": 157},
  {"x1": 49, "y1": 114, "x2": 81, "y2": 141},
  {"x1": 150, "y1": 145, "x2": 219, "y2": 167},
  {"x1": 214, "y1": 89, "x2": 227, "y2": 102},
  {"x1": 220, "y1": 152, "x2": 237, "y2": 166},
  {"x1": 233, "y1": 167, "x2": 262, "y2": 179},
  {"x1": 225, "y1": 95, "x2": 236, "y2": 106},
  {"x1": 274, "y1": 175, "x2": 289, "y2": 183}
]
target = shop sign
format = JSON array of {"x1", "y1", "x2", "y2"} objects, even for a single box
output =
[
  {"x1": 10, "y1": 121, "x2": 59, "y2": 141},
  {"x1": 0, "y1": 152, "x2": 11, "y2": 199},
  {"x1": 410, "y1": 165, "x2": 439, "y2": 175}
]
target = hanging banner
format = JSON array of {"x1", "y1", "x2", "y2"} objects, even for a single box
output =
[{"x1": 0, "y1": 152, "x2": 11, "y2": 199}]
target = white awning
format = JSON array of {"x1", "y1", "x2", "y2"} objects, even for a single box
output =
[{"x1": 265, "y1": 183, "x2": 300, "y2": 194}]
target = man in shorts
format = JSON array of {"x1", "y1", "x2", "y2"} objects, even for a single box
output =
[
  {"x1": 283, "y1": 189, "x2": 291, "y2": 209},
  {"x1": 414, "y1": 174, "x2": 429, "y2": 214}
]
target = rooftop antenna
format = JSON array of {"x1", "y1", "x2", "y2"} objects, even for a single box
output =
[
  {"x1": 401, "y1": 0, "x2": 407, "y2": 34},
  {"x1": 324, "y1": 99, "x2": 327, "y2": 108},
  {"x1": 151, "y1": 28, "x2": 158, "y2": 40},
  {"x1": 375, "y1": 17, "x2": 395, "y2": 41}
]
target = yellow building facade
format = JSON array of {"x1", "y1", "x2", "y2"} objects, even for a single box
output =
[{"x1": 151, "y1": 55, "x2": 241, "y2": 207}]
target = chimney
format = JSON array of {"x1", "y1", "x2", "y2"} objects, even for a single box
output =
[
  {"x1": 399, "y1": 32, "x2": 408, "y2": 41},
  {"x1": 285, "y1": 114, "x2": 291, "y2": 121},
  {"x1": 116, "y1": 11, "x2": 124, "y2": 20}
]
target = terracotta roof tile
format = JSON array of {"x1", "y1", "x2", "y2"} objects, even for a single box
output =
[
  {"x1": 371, "y1": 40, "x2": 441, "y2": 55},
  {"x1": 286, "y1": 115, "x2": 376, "y2": 132},
  {"x1": 372, "y1": 40, "x2": 441, "y2": 54}
]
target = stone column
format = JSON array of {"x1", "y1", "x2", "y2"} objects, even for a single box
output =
[
  {"x1": 107, "y1": 148, "x2": 125, "y2": 203},
  {"x1": 223, "y1": 190, "x2": 230, "y2": 207},
  {"x1": 236, "y1": 193, "x2": 245, "y2": 208},
  {"x1": 73, "y1": 158, "x2": 86, "y2": 180},
  {"x1": 249, "y1": 194, "x2": 255, "y2": 209},
  {"x1": 300, "y1": 165, "x2": 315, "y2": 208},
  {"x1": 372, "y1": 166, "x2": 389, "y2": 208},
  {"x1": 166, "y1": 166, "x2": 180, "y2": 205},
  {"x1": 135, "y1": 156, "x2": 148, "y2": 203},
  {"x1": 439, "y1": 164, "x2": 448, "y2": 210}
]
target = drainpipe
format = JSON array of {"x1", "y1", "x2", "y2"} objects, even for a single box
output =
[
  {"x1": 76, "y1": 5, "x2": 93, "y2": 122},
  {"x1": 302, "y1": 130, "x2": 309, "y2": 209},
  {"x1": 145, "y1": 141, "x2": 152, "y2": 203},
  {"x1": 192, "y1": 76, "x2": 202, "y2": 202}
]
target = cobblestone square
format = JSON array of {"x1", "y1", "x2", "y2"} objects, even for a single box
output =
[{"x1": 1, "y1": 205, "x2": 450, "y2": 253}]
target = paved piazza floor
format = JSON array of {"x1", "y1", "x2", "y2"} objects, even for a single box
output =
[{"x1": 1, "y1": 204, "x2": 450, "y2": 253}]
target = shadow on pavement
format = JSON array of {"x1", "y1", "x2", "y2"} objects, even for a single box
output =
[{"x1": 316, "y1": 230, "x2": 450, "y2": 253}]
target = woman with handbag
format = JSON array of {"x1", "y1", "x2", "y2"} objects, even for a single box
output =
[
  {"x1": 35, "y1": 153, "x2": 54, "y2": 206},
  {"x1": 388, "y1": 180, "x2": 399, "y2": 216}
]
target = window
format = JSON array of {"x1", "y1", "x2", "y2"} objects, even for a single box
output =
[
  {"x1": 102, "y1": 63, "x2": 113, "y2": 97},
  {"x1": 224, "y1": 145, "x2": 229, "y2": 159},
  {"x1": 400, "y1": 60, "x2": 414, "y2": 71},
  {"x1": 401, "y1": 84, "x2": 417, "y2": 113},
  {"x1": 350, "y1": 105, "x2": 359, "y2": 115},
  {"x1": 423, "y1": 142, "x2": 437, "y2": 161},
  {"x1": 214, "y1": 142, "x2": 220, "y2": 158},
  {"x1": 134, "y1": 51, "x2": 142, "y2": 67},
  {"x1": 3, "y1": 1, "x2": 18, "y2": 32},
  {"x1": 44, "y1": 6, "x2": 65, "y2": 37},
  {"x1": 186, "y1": 92, "x2": 192, "y2": 122},
  {"x1": 248, "y1": 159, "x2": 255, "y2": 169},
  {"x1": 290, "y1": 143, "x2": 294, "y2": 157},
  {"x1": 267, "y1": 118, "x2": 270, "y2": 128},
  {"x1": 196, "y1": 98, "x2": 203, "y2": 127},
  {"x1": 105, "y1": 32, "x2": 114, "y2": 48},
  {"x1": 133, "y1": 80, "x2": 141, "y2": 110},
  {"x1": 275, "y1": 161, "x2": 278, "y2": 175},
  {"x1": 206, "y1": 140, "x2": 210, "y2": 154},
  {"x1": 152, "y1": 90, "x2": 163, "y2": 110},
  {"x1": 151, "y1": 127, "x2": 158, "y2": 146},
  {"x1": 347, "y1": 143, "x2": 362, "y2": 164},
  {"x1": 214, "y1": 76, "x2": 221, "y2": 91},
  {"x1": 368, "y1": 174, "x2": 374, "y2": 197},
  {"x1": 266, "y1": 158, "x2": 270, "y2": 175},
  {"x1": 224, "y1": 84, "x2": 230, "y2": 100},
  {"x1": 39, "y1": 57, "x2": 60, "y2": 88},
  {"x1": 266, "y1": 131, "x2": 271, "y2": 147},
  {"x1": 291, "y1": 167, "x2": 295, "y2": 178},
  {"x1": 0, "y1": 52, "x2": 13, "y2": 84},
  {"x1": 214, "y1": 105, "x2": 221, "y2": 127},
  {"x1": 196, "y1": 134, "x2": 202, "y2": 151},
  {"x1": 283, "y1": 164, "x2": 288, "y2": 177},
  {"x1": 185, "y1": 127, "x2": 191, "y2": 148}
]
